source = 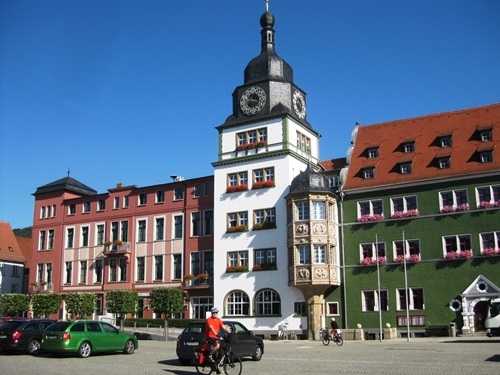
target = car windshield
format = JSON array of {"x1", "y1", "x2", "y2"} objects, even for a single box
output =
[
  {"x1": 184, "y1": 324, "x2": 204, "y2": 333},
  {"x1": 46, "y1": 321, "x2": 71, "y2": 331}
]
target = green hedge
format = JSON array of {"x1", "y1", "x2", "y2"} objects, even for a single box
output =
[{"x1": 124, "y1": 318, "x2": 204, "y2": 329}]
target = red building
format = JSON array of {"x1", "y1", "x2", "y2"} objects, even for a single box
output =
[{"x1": 30, "y1": 175, "x2": 214, "y2": 319}]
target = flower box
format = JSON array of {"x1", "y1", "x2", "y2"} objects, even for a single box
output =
[
  {"x1": 113, "y1": 240, "x2": 123, "y2": 246},
  {"x1": 252, "y1": 263, "x2": 277, "y2": 271},
  {"x1": 445, "y1": 250, "x2": 472, "y2": 260},
  {"x1": 226, "y1": 184, "x2": 248, "y2": 193},
  {"x1": 196, "y1": 273, "x2": 208, "y2": 282},
  {"x1": 394, "y1": 254, "x2": 420, "y2": 263},
  {"x1": 252, "y1": 180, "x2": 275, "y2": 190},
  {"x1": 226, "y1": 265, "x2": 249, "y2": 273},
  {"x1": 391, "y1": 210, "x2": 419, "y2": 219},
  {"x1": 357, "y1": 214, "x2": 385, "y2": 223},
  {"x1": 252, "y1": 222, "x2": 276, "y2": 231},
  {"x1": 103, "y1": 241, "x2": 112, "y2": 247},
  {"x1": 236, "y1": 141, "x2": 267, "y2": 151},
  {"x1": 227, "y1": 225, "x2": 248, "y2": 233},
  {"x1": 441, "y1": 204, "x2": 470, "y2": 213},
  {"x1": 481, "y1": 247, "x2": 498, "y2": 256},
  {"x1": 478, "y1": 201, "x2": 500, "y2": 209}
]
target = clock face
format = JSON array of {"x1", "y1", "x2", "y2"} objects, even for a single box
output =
[
  {"x1": 292, "y1": 91, "x2": 306, "y2": 119},
  {"x1": 240, "y1": 86, "x2": 266, "y2": 115}
]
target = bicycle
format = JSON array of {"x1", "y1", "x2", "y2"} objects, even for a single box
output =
[
  {"x1": 319, "y1": 328, "x2": 343, "y2": 346},
  {"x1": 277, "y1": 321, "x2": 288, "y2": 340},
  {"x1": 195, "y1": 336, "x2": 242, "y2": 375}
]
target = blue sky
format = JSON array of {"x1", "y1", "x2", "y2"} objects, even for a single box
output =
[{"x1": 1, "y1": 0, "x2": 499, "y2": 229}]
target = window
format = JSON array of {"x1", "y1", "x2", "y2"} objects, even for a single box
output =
[
  {"x1": 394, "y1": 240, "x2": 420, "y2": 261},
  {"x1": 139, "y1": 193, "x2": 147, "y2": 205},
  {"x1": 80, "y1": 261, "x2": 87, "y2": 283},
  {"x1": 204, "y1": 210, "x2": 214, "y2": 235},
  {"x1": 121, "y1": 220, "x2": 128, "y2": 242},
  {"x1": 440, "y1": 189, "x2": 468, "y2": 211},
  {"x1": 327, "y1": 302, "x2": 339, "y2": 315},
  {"x1": 399, "y1": 162, "x2": 412, "y2": 174},
  {"x1": 295, "y1": 302, "x2": 307, "y2": 316},
  {"x1": 252, "y1": 167, "x2": 274, "y2": 188},
  {"x1": 368, "y1": 147, "x2": 379, "y2": 158},
  {"x1": 156, "y1": 190, "x2": 165, "y2": 203},
  {"x1": 297, "y1": 201, "x2": 309, "y2": 220},
  {"x1": 194, "y1": 184, "x2": 201, "y2": 198},
  {"x1": 48, "y1": 230, "x2": 54, "y2": 250},
  {"x1": 123, "y1": 196, "x2": 129, "y2": 208},
  {"x1": 227, "y1": 211, "x2": 248, "y2": 229},
  {"x1": 173, "y1": 254, "x2": 182, "y2": 280},
  {"x1": 138, "y1": 220, "x2": 146, "y2": 242},
  {"x1": 81, "y1": 226, "x2": 89, "y2": 247},
  {"x1": 174, "y1": 187, "x2": 184, "y2": 201},
  {"x1": 204, "y1": 182, "x2": 212, "y2": 196},
  {"x1": 114, "y1": 197, "x2": 119, "y2": 209},
  {"x1": 111, "y1": 221, "x2": 119, "y2": 243},
  {"x1": 313, "y1": 245, "x2": 326, "y2": 264},
  {"x1": 68, "y1": 204, "x2": 76, "y2": 215},
  {"x1": 227, "y1": 172, "x2": 248, "y2": 190},
  {"x1": 480, "y1": 232, "x2": 500, "y2": 253},
  {"x1": 255, "y1": 289, "x2": 280, "y2": 316},
  {"x1": 440, "y1": 135, "x2": 452, "y2": 148},
  {"x1": 226, "y1": 291, "x2": 250, "y2": 316},
  {"x1": 228, "y1": 251, "x2": 248, "y2": 267},
  {"x1": 438, "y1": 157, "x2": 450, "y2": 169},
  {"x1": 109, "y1": 259, "x2": 117, "y2": 282},
  {"x1": 253, "y1": 208, "x2": 276, "y2": 229},
  {"x1": 83, "y1": 202, "x2": 90, "y2": 213},
  {"x1": 403, "y1": 142, "x2": 415, "y2": 153},
  {"x1": 254, "y1": 248, "x2": 276, "y2": 269},
  {"x1": 298, "y1": 244, "x2": 310, "y2": 264},
  {"x1": 328, "y1": 175, "x2": 341, "y2": 188},
  {"x1": 37, "y1": 263, "x2": 43, "y2": 283},
  {"x1": 192, "y1": 297, "x2": 214, "y2": 319},
  {"x1": 296, "y1": 131, "x2": 311, "y2": 153},
  {"x1": 39, "y1": 230, "x2": 46, "y2": 250},
  {"x1": 98, "y1": 199, "x2": 105, "y2": 211},
  {"x1": 397, "y1": 315, "x2": 426, "y2": 327},
  {"x1": 477, "y1": 185, "x2": 500, "y2": 207},
  {"x1": 154, "y1": 255, "x2": 163, "y2": 280},
  {"x1": 443, "y1": 235, "x2": 472, "y2": 256},
  {"x1": 481, "y1": 151, "x2": 493, "y2": 163},
  {"x1": 96, "y1": 224, "x2": 104, "y2": 245},
  {"x1": 361, "y1": 242, "x2": 386, "y2": 261},
  {"x1": 66, "y1": 228, "x2": 74, "y2": 248},
  {"x1": 236, "y1": 127, "x2": 267, "y2": 147},
  {"x1": 397, "y1": 288, "x2": 424, "y2": 310},
  {"x1": 362, "y1": 290, "x2": 388, "y2": 312},
  {"x1": 119, "y1": 258, "x2": 127, "y2": 282},
  {"x1": 480, "y1": 129, "x2": 492, "y2": 142},
  {"x1": 174, "y1": 215, "x2": 183, "y2": 239},
  {"x1": 65, "y1": 262, "x2": 72, "y2": 284},
  {"x1": 358, "y1": 199, "x2": 383, "y2": 217},
  {"x1": 41, "y1": 206, "x2": 46, "y2": 219},
  {"x1": 95, "y1": 260, "x2": 103, "y2": 283},
  {"x1": 155, "y1": 217, "x2": 164, "y2": 240},
  {"x1": 136, "y1": 257, "x2": 145, "y2": 281},
  {"x1": 363, "y1": 167, "x2": 374, "y2": 179},
  {"x1": 192, "y1": 212, "x2": 201, "y2": 236},
  {"x1": 312, "y1": 201, "x2": 325, "y2": 220},
  {"x1": 391, "y1": 196, "x2": 418, "y2": 217}
]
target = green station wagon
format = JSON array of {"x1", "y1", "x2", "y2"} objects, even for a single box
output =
[{"x1": 42, "y1": 320, "x2": 138, "y2": 358}]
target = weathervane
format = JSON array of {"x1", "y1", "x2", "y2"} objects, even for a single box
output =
[{"x1": 265, "y1": 0, "x2": 269, "y2": 12}]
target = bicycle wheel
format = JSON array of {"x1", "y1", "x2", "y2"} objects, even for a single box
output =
[
  {"x1": 335, "y1": 336, "x2": 344, "y2": 346},
  {"x1": 321, "y1": 335, "x2": 330, "y2": 346},
  {"x1": 222, "y1": 351, "x2": 242, "y2": 375}
]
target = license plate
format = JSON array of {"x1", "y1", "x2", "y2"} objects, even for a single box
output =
[
  {"x1": 0, "y1": 335, "x2": 6, "y2": 339},
  {"x1": 46, "y1": 335, "x2": 57, "y2": 339},
  {"x1": 185, "y1": 342, "x2": 199, "y2": 346}
]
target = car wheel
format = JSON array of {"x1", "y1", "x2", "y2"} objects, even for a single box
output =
[
  {"x1": 178, "y1": 357, "x2": 191, "y2": 366},
  {"x1": 123, "y1": 339, "x2": 135, "y2": 354},
  {"x1": 78, "y1": 342, "x2": 92, "y2": 358},
  {"x1": 252, "y1": 345, "x2": 263, "y2": 361},
  {"x1": 28, "y1": 339, "x2": 41, "y2": 355}
]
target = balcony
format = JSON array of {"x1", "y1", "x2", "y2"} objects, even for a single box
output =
[{"x1": 104, "y1": 242, "x2": 132, "y2": 256}]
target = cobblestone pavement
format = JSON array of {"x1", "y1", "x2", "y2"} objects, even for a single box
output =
[{"x1": 0, "y1": 336, "x2": 499, "y2": 375}]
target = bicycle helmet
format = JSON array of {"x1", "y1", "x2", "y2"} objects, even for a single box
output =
[
  {"x1": 331, "y1": 317, "x2": 336, "y2": 321},
  {"x1": 211, "y1": 307, "x2": 219, "y2": 313}
]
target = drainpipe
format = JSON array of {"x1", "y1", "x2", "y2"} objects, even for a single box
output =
[{"x1": 340, "y1": 191, "x2": 347, "y2": 329}]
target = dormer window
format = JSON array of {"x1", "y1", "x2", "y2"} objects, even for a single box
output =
[
  {"x1": 368, "y1": 147, "x2": 379, "y2": 159},
  {"x1": 399, "y1": 162, "x2": 412, "y2": 174},
  {"x1": 363, "y1": 167, "x2": 375, "y2": 179},
  {"x1": 480, "y1": 151, "x2": 493, "y2": 163},
  {"x1": 440, "y1": 135, "x2": 452, "y2": 148},
  {"x1": 438, "y1": 157, "x2": 450, "y2": 169},
  {"x1": 480, "y1": 129, "x2": 492, "y2": 142},
  {"x1": 403, "y1": 142, "x2": 415, "y2": 153}
]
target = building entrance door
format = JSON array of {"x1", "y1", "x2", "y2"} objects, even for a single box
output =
[{"x1": 474, "y1": 300, "x2": 488, "y2": 331}]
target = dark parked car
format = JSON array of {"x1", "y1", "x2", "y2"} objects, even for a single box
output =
[
  {"x1": 42, "y1": 320, "x2": 138, "y2": 358},
  {"x1": 0, "y1": 318, "x2": 56, "y2": 354},
  {"x1": 176, "y1": 320, "x2": 264, "y2": 365}
]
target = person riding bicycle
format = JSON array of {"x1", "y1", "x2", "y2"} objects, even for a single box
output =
[
  {"x1": 205, "y1": 307, "x2": 231, "y2": 364},
  {"x1": 330, "y1": 317, "x2": 339, "y2": 339}
]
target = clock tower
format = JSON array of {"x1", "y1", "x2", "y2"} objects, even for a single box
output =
[{"x1": 212, "y1": 2, "x2": 331, "y2": 340}]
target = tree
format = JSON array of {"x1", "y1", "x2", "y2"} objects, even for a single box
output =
[
  {"x1": 0, "y1": 294, "x2": 29, "y2": 316},
  {"x1": 13, "y1": 226, "x2": 32, "y2": 238},
  {"x1": 32, "y1": 294, "x2": 62, "y2": 317},
  {"x1": 106, "y1": 290, "x2": 138, "y2": 329},
  {"x1": 150, "y1": 288, "x2": 184, "y2": 341},
  {"x1": 65, "y1": 292, "x2": 96, "y2": 318}
]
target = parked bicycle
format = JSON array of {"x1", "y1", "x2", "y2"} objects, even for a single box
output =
[
  {"x1": 195, "y1": 335, "x2": 242, "y2": 375},
  {"x1": 319, "y1": 328, "x2": 343, "y2": 346},
  {"x1": 277, "y1": 321, "x2": 289, "y2": 340}
]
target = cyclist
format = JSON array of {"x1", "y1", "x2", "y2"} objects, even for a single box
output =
[
  {"x1": 205, "y1": 307, "x2": 231, "y2": 365},
  {"x1": 330, "y1": 317, "x2": 339, "y2": 339}
]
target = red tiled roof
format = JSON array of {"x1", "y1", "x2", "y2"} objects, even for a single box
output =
[
  {"x1": 16, "y1": 235, "x2": 32, "y2": 267},
  {"x1": 320, "y1": 157, "x2": 348, "y2": 172},
  {"x1": 0, "y1": 221, "x2": 27, "y2": 264},
  {"x1": 343, "y1": 103, "x2": 500, "y2": 190}
]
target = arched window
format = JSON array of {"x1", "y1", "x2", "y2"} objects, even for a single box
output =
[
  {"x1": 255, "y1": 289, "x2": 280, "y2": 316},
  {"x1": 226, "y1": 290, "x2": 250, "y2": 316}
]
